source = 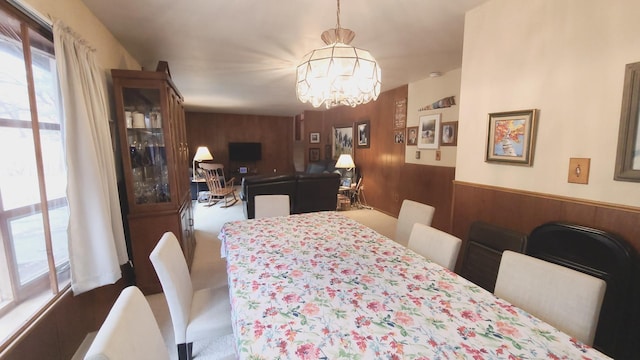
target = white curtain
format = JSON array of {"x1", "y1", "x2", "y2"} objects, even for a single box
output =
[{"x1": 53, "y1": 20, "x2": 128, "y2": 295}]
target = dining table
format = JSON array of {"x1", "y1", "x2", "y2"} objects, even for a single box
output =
[{"x1": 218, "y1": 211, "x2": 611, "y2": 359}]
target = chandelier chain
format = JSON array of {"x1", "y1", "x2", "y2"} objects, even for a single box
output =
[{"x1": 336, "y1": 0, "x2": 341, "y2": 30}]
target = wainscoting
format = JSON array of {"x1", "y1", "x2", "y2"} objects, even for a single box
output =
[
  {"x1": 450, "y1": 181, "x2": 640, "y2": 254},
  {"x1": 1, "y1": 269, "x2": 131, "y2": 360}
]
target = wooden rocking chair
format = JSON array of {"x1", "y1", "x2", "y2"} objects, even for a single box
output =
[{"x1": 198, "y1": 163, "x2": 238, "y2": 208}]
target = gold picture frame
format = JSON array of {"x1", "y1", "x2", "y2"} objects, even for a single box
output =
[{"x1": 485, "y1": 109, "x2": 538, "y2": 166}]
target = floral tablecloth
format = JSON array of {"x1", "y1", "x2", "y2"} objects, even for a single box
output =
[{"x1": 219, "y1": 212, "x2": 610, "y2": 359}]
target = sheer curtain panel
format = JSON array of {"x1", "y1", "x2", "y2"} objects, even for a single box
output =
[{"x1": 53, "y1": 20, "x2": 128, "y2": 294}]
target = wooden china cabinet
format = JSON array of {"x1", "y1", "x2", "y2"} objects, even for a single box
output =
[{"x1": 112, "y1": 63, "x2": 194, "y2": 294}]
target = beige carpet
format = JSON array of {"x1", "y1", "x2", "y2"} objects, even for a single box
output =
[{"x1": 147, "y1": 195, "x2": 397, "y2": 359}]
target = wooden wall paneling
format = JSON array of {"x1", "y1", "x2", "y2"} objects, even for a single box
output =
[
  {"x1": 185, "y1": 112, "x2": 294, "y2": 176},
  {"x1": 398, "y1": 164, "x2": 455, "y2": 232},
  {"x1": 451, "y1": 181, "x2": 640, "y2": 254},
  {"x1": 3, "y1": 309, "x2": 60, "y2": 360},
  {"x1": 294, "y1": 113, "x2": 302, "y2": 141},
  {"x1": 2, "y1": 276, "x2": 127, "y2": 360},
  {"x1": 595, "y1": 206, "x2": 640, "y2": 241},
  {"x1": 54, "y1": 292, "x2": 95, "y2": 359},
  {"x1": 303, "y1": 111, "x2": 325, "y2": 164},
  {"x1": 558, "y1": 200, "x2": 597, "y2": 226}
]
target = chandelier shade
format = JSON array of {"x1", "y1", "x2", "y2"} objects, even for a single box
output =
[{"x1": 296, "y1": 1, "x2": 381, "y2": 109}]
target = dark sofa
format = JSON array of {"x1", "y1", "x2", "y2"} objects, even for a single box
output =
[{"x1": 240, "y1": 172, "x2": 340, "y2": 219}]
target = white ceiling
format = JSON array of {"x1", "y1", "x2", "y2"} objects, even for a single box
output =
[{"x1": 81, "y1": 0, "x2": 488, "y2": 117}]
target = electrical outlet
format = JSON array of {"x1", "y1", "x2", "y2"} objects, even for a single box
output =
[{"x1": 568, "y1": 158, "x2": 590, "y2": 184}]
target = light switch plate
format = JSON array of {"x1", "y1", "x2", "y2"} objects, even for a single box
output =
[{"x1": 568, "y1": 158, "x2": 590, "y2": 184}]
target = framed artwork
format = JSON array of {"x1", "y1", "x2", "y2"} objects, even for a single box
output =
[
  {"x1": 324, "y1": 144, "x2": 332, "y2": 160},
  {"x1": 309, "y1": 147, "x2": 320, "y2": 162},
  {"x1": 394, "y1": 98, "x2": 407, "y2": 129},
  {"x1": 486, "y1": 109, "x2": 538, "y2": 166},
  {"x1": 332, "y1": 125, "x2": 353, "y2": 159},
  {"x1": 310, "y1": 132, "x2": 320, "y2": 143},
  {"x1": 440, "y1": 121, "x2": 458, "y2": 146},
  {"x1": 394, "y1": 130, "x2": 405, "y2": 144},
  {"x1": 356, "y1": 120, "x2": 370, "y2": 148},
  {"x1": 417, "y1": 114, "x2": 440, "y2": 149},
  {"x1": 615, "y1": 61, "x2": 640, "y2": 181},
  {"x1": 406, "y1": 126, "x2": 418, "y2": 146}
]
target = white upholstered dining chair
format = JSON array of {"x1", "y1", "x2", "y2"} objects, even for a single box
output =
[
  {"x1": 395, "y1": 199, "x2": 435, "y2": 246},
  {"x1": 494, "y1": 250, "x2": 607, "y2": 345},
  {"x1": 150, "y1": 232, "x2": 231, "y2": 360},
  {"x1": 255, "y1": 194, "x2": 290, "y2": 218},
  {"x1": 407, "y1": 223, "x2": 462, "y2": 271},
  {"x1": 84, "y1": 286, "x2": 170, "y2": 360}
]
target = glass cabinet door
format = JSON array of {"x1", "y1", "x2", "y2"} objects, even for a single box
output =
[{"x1": 122, "y1": 87, "x2": 170, "y2": 205}]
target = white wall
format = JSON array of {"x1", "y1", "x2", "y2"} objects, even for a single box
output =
[
  {"x1": 22, "y1": 0, "x2": 139, "y2": 72},
  {"x1": 406, "y1": 68, "x2": 461, "y2": 167},
  {"x1": 457, "y1": 0, "x2": 640, "y2": 207}
]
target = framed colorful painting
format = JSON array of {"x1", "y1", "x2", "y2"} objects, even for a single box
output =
[{"x1": 485, "y1": 109, "x2": 538, "y2": 165}]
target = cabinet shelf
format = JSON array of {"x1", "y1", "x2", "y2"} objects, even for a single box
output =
[{"x1": 112, "y1": 64, "x2": 194, "y2": 295}]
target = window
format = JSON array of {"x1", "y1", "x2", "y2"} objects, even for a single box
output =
[{"x1": 0, "y1": 2, "x2": 68, "y2": 347}]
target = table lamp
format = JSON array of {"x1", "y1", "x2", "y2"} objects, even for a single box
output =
[
  {"x1": 335, "y1": 154, "x2": 355, "y2": 186},
  {"x1": 192, "y1": 146, "x2": 213, "y2": 179}
]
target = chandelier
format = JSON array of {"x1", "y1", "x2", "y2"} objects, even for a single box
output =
[{"x1": 296, "y1": 0, "x2": 381, "y2": 109}]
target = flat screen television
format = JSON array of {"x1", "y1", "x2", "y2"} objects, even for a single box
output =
[{"x1": 228, "y1": 142, "x2": 262, "y2": 162}]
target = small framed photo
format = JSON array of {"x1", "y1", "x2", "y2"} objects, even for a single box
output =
[
  {"x1": 417, "y1": 113, "x2": 441, "y2": 149},
  {"x1": 394, "y1": 130, "x2": 405, "y2": 144},
  {"x1": 356, "y1": 120, "x2": 370, "y2": 148},
  {"x1": 406, "y1": 126, "x2": 418, "y2": 146},
  {"x1": 309, "y1": 147, "x2": 320, "y2": 162},
  {"x1": 486, "y1": 109, "x2": 538, "y2": 166},
  {"x1": 440, "y1": 121, "x2": 458, "y2": 146},
  {"x1": 310, "y1": 132, "x2": 320, "y2": 143}
]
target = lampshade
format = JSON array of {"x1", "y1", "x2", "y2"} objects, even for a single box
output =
[
  {"x1": 193, "y1": 146, "x2": 213, "y2": 162},
  {"x1": 335, "y1": 154, "x2": 355, "y2": 169},
  {"x1": 192, "y1": 146, "x2": 213, "y2": 179},
  {"x1": 296, "y1": 0, "x2": 381, "y2": 109}
]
